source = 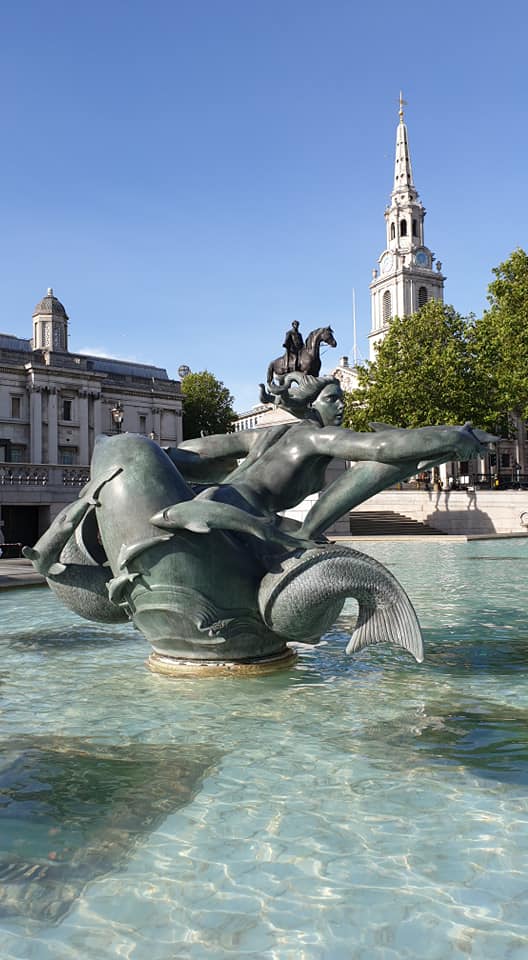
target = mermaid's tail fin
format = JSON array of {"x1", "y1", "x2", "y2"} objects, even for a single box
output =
[
  {"x1": 346, "y1": 581, "x2": 423, "y2": 662},
  {"x1": 258, "y1": 544, "x2": 424, "y2": 662}
]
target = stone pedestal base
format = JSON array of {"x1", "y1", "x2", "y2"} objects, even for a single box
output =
[{"x1": 147, "y1": 648, "x2": 297, "y2": 678}]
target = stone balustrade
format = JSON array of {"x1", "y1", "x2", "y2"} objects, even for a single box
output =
[{"x1": 0, "y1": 463, "x2": 89, "y2": 488}]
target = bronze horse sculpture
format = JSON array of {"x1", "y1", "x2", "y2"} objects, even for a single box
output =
[{"x1": 267, "y1": 325, "x2": 337, "y2": 385}]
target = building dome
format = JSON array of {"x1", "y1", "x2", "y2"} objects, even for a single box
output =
[{"x1": 32, "y1": 288, "x2": 68, "y2": 319}]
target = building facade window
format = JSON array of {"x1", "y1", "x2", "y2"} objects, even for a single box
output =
[
  {"x1": 62, "y1": 399, "x2": 73, "y2": 421},
  {"x1": 412, "y1": 219, "x2": 418, "y2": 236},
  {"x1": 418, "y1": 286, "x2": 428, "y2": 308},
  {"x1": 382, "y1": 290, "x2": 392, "y2": 322},
  {"x1": 10, "y1": 446, "x2": 26, "y2": 463},
  {"x1": 10, "y1": 396, "x2": 21, "y2": 419},
  {"x1": 400, "y1": 219, "x2": 407, "y2": 237},
  {"x1": 139, "y1": 414, "x2": 147, "y2": 433},
  {"x1": 59, "y1": 447, "x2": 76, "y2": 465}
]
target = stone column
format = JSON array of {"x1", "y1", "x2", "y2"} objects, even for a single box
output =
[
  {"x1": 175, "y1": 406, "x2": 183, "y2": 445},
  {"x1": 151, "y1": 406, "x2": 161, "y2": 441},
  {"x1": 47, "y1": 387, "x2": 58, "y2": 463},
  {"x1": 93, "y1": 393, "x2": 102, "y2": 452},
  {"x1": 78, "y1": 390, "x2": 90, "y2": 465},
  {"x1": 514, "y1": 414, "x2": 527, "y2": 475},
  {"x1": 29, "y1": 386, "x2": 42, "y2": 464}
]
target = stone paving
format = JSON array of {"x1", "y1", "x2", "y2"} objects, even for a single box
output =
[{"x1": 0, "y1": 559, "x2": 46, "y2": 590}]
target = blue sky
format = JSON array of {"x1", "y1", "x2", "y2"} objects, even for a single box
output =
[{"x1": 1, "y1": 1, "x2": 527, "y2": 413}]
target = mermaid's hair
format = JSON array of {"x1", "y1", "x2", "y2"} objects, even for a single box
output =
[{"x1": 259, "y1": 373, "x2": 340, "y2": 421}]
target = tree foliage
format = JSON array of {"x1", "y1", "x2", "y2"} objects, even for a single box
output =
[
  {"x1": 181, "y1": 370, "x2": 235, "y2": 440},
  {"x1": 473, "y1": 248, "x2": 528, "y2": 426},
  {"x1": 342, "y1": 301, "x2": 487, "y2": 430}
]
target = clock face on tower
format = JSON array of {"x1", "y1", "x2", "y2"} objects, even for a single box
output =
[
  {"x1": 381, "y1": 252, "x2": 394, "y2": 274},
  {"x1": 415, "y1": 250, "x2": 429, "y2": 267}
]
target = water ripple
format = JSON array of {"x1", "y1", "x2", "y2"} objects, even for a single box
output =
[{"x1": 0, "y1": 542, "x2": 528, "y2": 958}]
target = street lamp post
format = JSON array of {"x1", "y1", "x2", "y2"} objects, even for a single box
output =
[
  {"x1": 493, "y1": 438, "x2": 500, "y2": 489},
  {"x1": 111, "y1": 401, "x2": 124, "y2": 434}
]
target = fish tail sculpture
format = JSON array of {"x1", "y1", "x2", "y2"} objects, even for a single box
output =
[
  {"x1": 258, "y1": 545, "x2": 424, "y2": 661},
  {"x1": 22, "y1": 466, "x2": 129, "y2": 624}
]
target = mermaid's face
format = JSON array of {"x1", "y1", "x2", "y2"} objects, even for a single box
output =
[{"x1": 312, "y1": 383, "x2": 345, "y2": 427}]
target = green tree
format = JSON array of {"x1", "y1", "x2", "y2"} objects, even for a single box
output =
[
  {"x1": 342, "y1": 301, "x2": 487, "y2": 430},
  {"x1": 181, "y1": 370, "x2": 236, "y2": 440},
  {"x1": 473, "y1": 248, "x2": 528, "y2": 429}
]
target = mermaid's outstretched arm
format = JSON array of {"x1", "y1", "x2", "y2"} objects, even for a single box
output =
[
  {"x1": 176, "y1": 431, "x2": 260, "y2": 457},
  {"x1": 297, "y1": 461, "x2": 414, "y2": 541},
  {"x1": 298, "y1": 422, "x2": 496, "y2": 541},
  {"x1": 311, "y1": 422, "x2": 493, "y2": 467},
  {"x1": 165, "y1": 431, "x2": 263, "y2": 484}
]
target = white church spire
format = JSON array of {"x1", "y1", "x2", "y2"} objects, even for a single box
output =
[
  {"x1": 393, "y1": 92, "x2": 415, "y2": 196},
  {"x1": 368, "y1": 95, "x2": 445, "y2": 360}
]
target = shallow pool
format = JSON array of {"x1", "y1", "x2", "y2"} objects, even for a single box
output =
[{"x1": 1, "y1": 539, "x2": 528, "y2": 959}]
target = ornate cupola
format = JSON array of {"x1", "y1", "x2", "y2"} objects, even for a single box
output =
[
  {"x1": 32, "y1": 288, "x2": 69, "y2": 352},
  {"x1": 369, "y1": 94, "x2": 445, "y2": 359}
]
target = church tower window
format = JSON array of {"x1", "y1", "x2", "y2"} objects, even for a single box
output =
[
  {"x1": 383, "y1": 290, "x2": 392, "y2": 322},
  {"x1": 418, "y1": 286, "x2": 428, "y2": 307},
  {"x1": 400, "y1": 219, "x2": 407, "y2": 237},
  {"x1": 390, "y1": 222, "x2": 395, "y2": 240},
  {"x1": 412, "y1": 219, "x2": 418, "y2": 236}
]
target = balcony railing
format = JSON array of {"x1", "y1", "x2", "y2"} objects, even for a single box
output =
[{"x1": 0, "y1": 463, "x2": 90, "y2": 487}]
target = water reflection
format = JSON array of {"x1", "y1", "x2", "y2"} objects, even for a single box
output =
[
  {"x1": 326, "y1": 696, "x2": 528, "y2": 786},
  {"x1": 0, "y1": 737, "x2": 221, "y2": 923},
  {"x1": 5, "y1": 624, "x2": 135, "y2": 650},
  {"x1": 1, "y1": 541, "x2": 528, "y2": 958},
  {"x1": 412, "y1": 701, "x2": 528, "y2": 785}
]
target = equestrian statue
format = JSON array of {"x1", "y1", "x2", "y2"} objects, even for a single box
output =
[{"x1": 267, "y1": 323, "x2": 336, "y2": 385}]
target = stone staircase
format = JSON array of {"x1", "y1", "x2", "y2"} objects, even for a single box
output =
[{"x1": 348, "y1": 509, "x2": 442, "y2": 537}]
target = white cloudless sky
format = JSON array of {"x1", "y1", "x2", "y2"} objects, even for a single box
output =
[{"x1": 1, "y1": 0, "x2": 527, "y2": 412}]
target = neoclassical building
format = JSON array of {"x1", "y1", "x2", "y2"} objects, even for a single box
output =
[
  {"x1": 369, "y1": 94, "x2": 445, "y2": 359},
  {"x1": 0, "y1": 289, "x2": 182, "y2": 548}
]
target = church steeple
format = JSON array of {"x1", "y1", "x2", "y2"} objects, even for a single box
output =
[
  {"x1": 393, "y1": 92, "x2": 415, "y2": 196},
  {"x1": 385, "y1": 91, "x2": 425, "y2": 251},
  {"x1": 368, "y1": 94, "x2": 445, "y2": 360}
]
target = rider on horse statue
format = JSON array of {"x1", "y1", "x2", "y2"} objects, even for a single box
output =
[
  {"x1": 265, "y1": 323, "x2": 336, "y2": 388},
  {"x1": 283, "y1": 321, "x2": 304, "y2": 373}
]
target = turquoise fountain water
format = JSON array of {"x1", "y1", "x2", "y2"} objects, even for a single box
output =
[{"x1": 1, "y1": 539, "x2": 528, "y2": 959}]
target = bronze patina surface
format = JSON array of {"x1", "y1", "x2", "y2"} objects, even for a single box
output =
[{"x1": 24, "y1": 345, "x2": 496, "y2": 675}]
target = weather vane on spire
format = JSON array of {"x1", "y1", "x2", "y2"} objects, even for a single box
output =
[{"x1": 399, "y1": 91, "x2": 407, "y2": 121}]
